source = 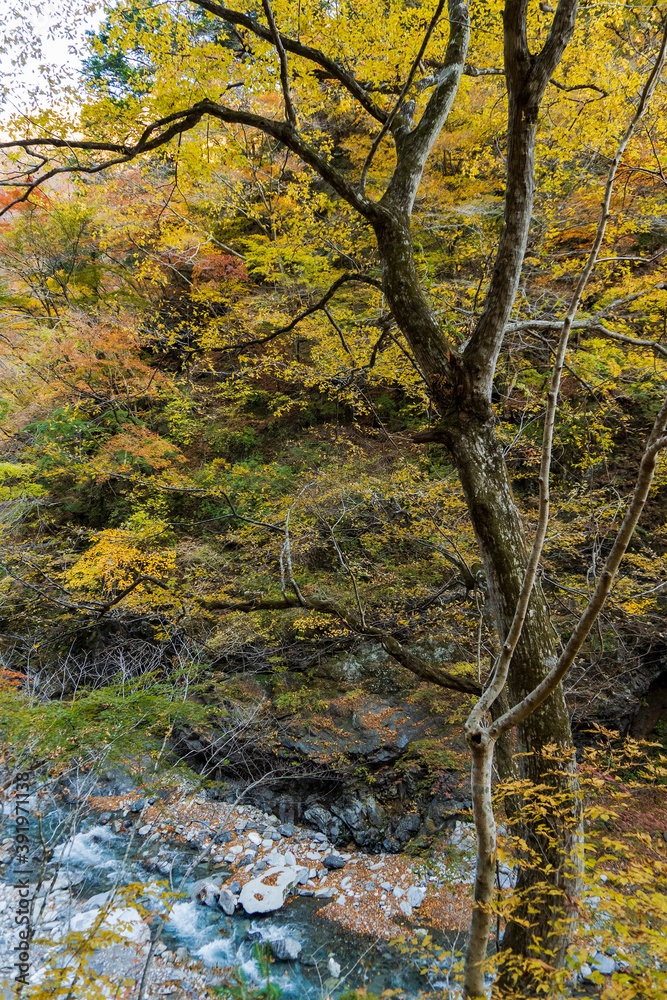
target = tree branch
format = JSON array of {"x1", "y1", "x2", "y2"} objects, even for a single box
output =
[
  {"x1": 197, "y1": 100, "x2": 373, "y2": 215},
  {"x1": 471, "y1": 14, "x2": 667, "y2": 729},
  {"x1": 189, "y1": 1, "x2": 388, "y2": 124},
  {"x1": 1, "y1": 99, "x2": 373, "y2": 219},
  {"x1": 462, "y1": 0, "x2": 578, "y2": 407},
  {"x1": 359, "y1": 0, "x2": 447, "y2": 195},
  {"x1": 505, "y1": 317, "x2": 667, "y2": 360},
  {"x1": 588, "y1": 323, "x2": 667, "y2": 359},
  {"x1": 0, "y1": 108, "x2": 208, "y2": 216},
  {"x1": 228, "y1": 272, "x2": 383, "y2": 350},
  {"x1": 381, "y1": 0, "x2": 470, "y2": 214},
  {"x1": 260, "y1": 0, "x2": 296, "y2": 125},
  {"x1": 203, "y1": 591, "x2": 481, "y2": 694},
  {"x1": 549, "y1": 79, "x2": 607, "y2": 97}
]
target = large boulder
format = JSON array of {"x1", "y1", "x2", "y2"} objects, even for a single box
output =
[
  {"x1": 303, "y1": 805, "x2": 335, "y2": 836},
  {"x1": 238, "y1": 866, "x2": 305, "y2": 914},
  {"x1": 407, "y1": 886, "x2": 427, "y2": 908}
]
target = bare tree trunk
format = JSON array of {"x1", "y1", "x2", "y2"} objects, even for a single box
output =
[{"x1": 465, "y1": 733, "x2": 497, "y2": 998}]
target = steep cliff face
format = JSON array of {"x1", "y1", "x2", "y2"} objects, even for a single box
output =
[
  {"x1": 170, "y1": 642, "x2": 471, "y2": 852},
  {"x1": 165, "y1": 631, "x2": 667, "y2": 853}
]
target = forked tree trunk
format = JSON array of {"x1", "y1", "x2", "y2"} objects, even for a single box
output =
[
  {"x1": 373, "y1": 208, "x2": 584, "y2": 982},
  {"x1": 446, "y1": 413, "x2": 583, "y2": 985}
]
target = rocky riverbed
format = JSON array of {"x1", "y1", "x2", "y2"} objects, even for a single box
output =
[
  {"x1": 0, "y1": 781, "x2": 481, "y2": 999},
  {"x1": 0, "y1": 778, "x2": 626, "y2": 999}
]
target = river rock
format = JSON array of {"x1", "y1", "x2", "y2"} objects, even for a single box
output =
[
  {"x1": 323, "y1": 855, "x2": 345, "y2": 870},
  {"x1": 218, "y1": 888, "x2": 237, "y2": 916},
  {"x1": 591, "y1": 952, "x2": 616, "y2": 975},
  {"x1": 270, "y1": 936, "x2": 302, "y2": 960},
  {"x1": 328, "y1": 957, "x2": 341, "y2": 978},
  {"x1": 49, "y1": 870, "x2": 85, "y2": 892},
  {"x1": 238, "y1": 866, "x2": 302, "y2": 914},
  {"x1": 82, "y1": 891, "x2": 112, "y2": 912},
  {"x1": 407, "y1": 886, "x2": 427, "y2": 908},
  {"x1": 70, "y1": 909, "x2": 99, "y2": 932},
  {"x1": 194, "y1": 881, "x2": 220, "y2": 908},
  {"x1": 278, "y1": 823, "x2": 295, "y2": 837}
]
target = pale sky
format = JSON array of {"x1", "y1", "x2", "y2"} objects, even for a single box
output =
[{"x1": 0, "y1": 2, "x2": 104, "y2": 120}]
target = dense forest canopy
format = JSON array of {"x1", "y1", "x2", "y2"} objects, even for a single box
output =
[{"x1": 1, "y1": 1, "x2": 667, "y2": 997}]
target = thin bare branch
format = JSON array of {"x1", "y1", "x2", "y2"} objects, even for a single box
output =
[
  {"x1": 492, "y1": 411, "x2": 667, "y2": 736},
  {"x1": 228, "y1": 271, "x2": 383, "y2": 350},
  {"x1": 359, "y1": 0, "x2": 446, "y2": 195},
  {"x1": 327, "y1": 514, "x2": 366, "y2": 626},
  {"x1": 261, "y1": 0, "x2": 297, "y2": 125}
]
